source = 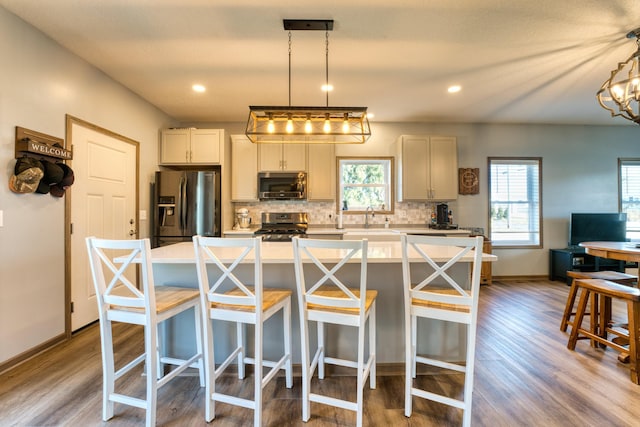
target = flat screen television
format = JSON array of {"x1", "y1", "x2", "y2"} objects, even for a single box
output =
[{"x1": 569, "y1": 213, "x2": 627, "y2": 246}]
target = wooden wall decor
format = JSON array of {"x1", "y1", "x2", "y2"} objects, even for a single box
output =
[
  {"x1": 15, "y1": 126, "x2": 72, "y2": 161},
  {"x1": 459, "y1": 167, "x2": 479, "y2": 195}
]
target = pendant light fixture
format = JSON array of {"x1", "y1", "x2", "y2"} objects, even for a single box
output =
[
  {"x1": 597, "y1": 27, "x2": 640, "y2": 124},
  {"x1": 245, "y1": 19, "x2": 371, "y2": 144}
]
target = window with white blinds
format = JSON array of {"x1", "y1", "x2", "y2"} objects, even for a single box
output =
[
  {"x1": 488, "y1": 157, "x2": 542, "y2": 247},
  {"x1": 619, "y1": 159, "x2": 640, "y2": 240}
]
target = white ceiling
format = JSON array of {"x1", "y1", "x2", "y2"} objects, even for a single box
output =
[{"x1": 3, "y1": 0, "x2": 640, "y2": 126}]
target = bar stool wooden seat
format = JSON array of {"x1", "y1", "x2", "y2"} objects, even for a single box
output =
[
  {"x1": 560, "y1": 270, "x2": 635, "y2": 336},
  {"x1": 567, "y1": 278, "x2": 640, "y2": 384}
]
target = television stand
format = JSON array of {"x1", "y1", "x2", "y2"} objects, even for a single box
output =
[{"x1": 549, "y1": 247, "x2": 628, "y2": 284}]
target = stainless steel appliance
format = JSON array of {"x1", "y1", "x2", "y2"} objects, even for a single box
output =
[
  {"x1": 235, "y1": 208, "x2": 252, "y2": 229},
  {"x1": 254, "y1": 212, "x2": 308, "y2": 242},
  {"x1": 153, "y1": 170, "x2": 221, "y2": 247},
  {"x1": 258, "y1": 172, "x2": 306, "y2": 200}
]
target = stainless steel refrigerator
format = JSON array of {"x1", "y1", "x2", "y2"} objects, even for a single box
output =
[{"x1": 152, "y1": 170, "x2": 221, "y2": 247}]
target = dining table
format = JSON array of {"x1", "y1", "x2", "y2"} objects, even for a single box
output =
[{"x1": 580, "y1": 241, "x2": 640, "y2": 270}]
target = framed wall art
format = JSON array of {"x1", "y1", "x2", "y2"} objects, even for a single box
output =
[{"x1": 459, "y1": 167, "x2": 479, "y2": 195}]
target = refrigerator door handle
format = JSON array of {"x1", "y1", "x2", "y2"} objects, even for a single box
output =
[{"x1": 178, "y1": 175, "x2": 186, "y2": 231}]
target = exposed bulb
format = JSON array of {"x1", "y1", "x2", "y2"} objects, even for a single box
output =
[
  {"x1": 304, "y1": 115, "x2": 312, "y2": 133},
  {"x1": 267, "y1": 115, "x2": 275, "y2": 133},
  {"x1": 323, "y1": 114, "x2": 331, "y2": 133},
  {"x1": 342, "y1": 113, "x2": 349, "y2": 133},
  {"x1": 612, "y1": 85, "x2": 624, "y2": 100},
  {"x1": 286, "y1": 114, "x2": 294, "y2": 133}
]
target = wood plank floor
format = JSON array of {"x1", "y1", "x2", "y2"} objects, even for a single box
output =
[{"x1": 3, "y1": 280, "x2": 640, "y2": 426}]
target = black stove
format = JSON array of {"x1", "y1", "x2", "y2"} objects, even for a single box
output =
[{"x1": 254, "y1": 212, "x2": 308, "y2": 242}]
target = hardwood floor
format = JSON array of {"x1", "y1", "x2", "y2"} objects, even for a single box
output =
[{"x1": 2, "y1": 280, "x2": 640, "y2": 426}]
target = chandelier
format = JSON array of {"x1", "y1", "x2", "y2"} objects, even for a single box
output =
[
  {"x1": 597, "y1": 28, "x2": 640, "y2": 124},
  {"x1": 245, "y1": 19, "x2": 371, "y2": 144}
]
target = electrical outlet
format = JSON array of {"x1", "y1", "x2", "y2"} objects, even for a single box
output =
[{"x1": 139, "y1": 210, "x2": 147, "y2": 220}]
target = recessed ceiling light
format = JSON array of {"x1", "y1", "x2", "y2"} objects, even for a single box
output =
[
  {"x1": 321, "y1": 84, "x2": 334, "y2": 92},
  {"x1": 448, "y1": 85, "x2": 462, "y2": 94},
  {"x1": 367, "y1": 112, "x2": 375, "y2": 119},
  {"x1": 192, "y1": 84, "x2": 206, "y2": 93}
]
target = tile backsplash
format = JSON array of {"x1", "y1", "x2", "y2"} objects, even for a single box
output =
[{"x1": 232, "y1": 201, "x2": 457, "y2": 228}]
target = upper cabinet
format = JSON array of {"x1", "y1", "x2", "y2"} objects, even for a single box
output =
[
  {"x1": 307, "y1": 144, "x2": 336, "y2": 201},
  {"x1": 258, "y1": 143, "x2": 307, "y2": 171},
  {"x1": 160, "y1": 128, "x2": 223, "y2": 165},
  {"x1": 397, "y1": 135, "x2": 458, "y2": 201},
  {"x1": 230, "y1": 135, "x2": 259, "y2": 201}
]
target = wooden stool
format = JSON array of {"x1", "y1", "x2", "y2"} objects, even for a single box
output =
[
  {"x1": 567, "y1": 278, "x2": 640, "y2": 384},
  {"x1": 560, "y1": 270, "x2": 635, "y2": 338}
]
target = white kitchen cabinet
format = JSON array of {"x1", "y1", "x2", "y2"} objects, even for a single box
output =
[
  {"x1": 230, "y1": 135, "x2": 258, "y2": 201},
  {"x1": 307, "y1": 144, "x2": 335, "y2": 201},
  {"x1": 258, "y1": 143, "x2": 307, "y2": 171},
  {"x1": 397, "y1": 135, "x2": 458, "y2": 201},
  {"x1": 160, "y1": 128, "x2": 223, "y2": 165}
]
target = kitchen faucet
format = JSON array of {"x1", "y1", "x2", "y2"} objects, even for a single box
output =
[{"x1": 365, "y1": 206, "x2": 375, "y2": 228}]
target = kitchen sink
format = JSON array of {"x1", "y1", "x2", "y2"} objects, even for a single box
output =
[{"x1": 342, "y1": 229, "x2": 402, "y2": 241}]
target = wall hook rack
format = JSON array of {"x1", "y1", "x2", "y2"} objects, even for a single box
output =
[{"x1": 14, "y1": 126, "x2": 72, "y2": 161}]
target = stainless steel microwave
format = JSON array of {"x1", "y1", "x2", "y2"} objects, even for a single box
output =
[{"x1": 258, "y1": 172, "x2": 307, "y2": 200}]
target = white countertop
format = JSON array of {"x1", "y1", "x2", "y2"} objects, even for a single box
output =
[
  {"x1": 146, "y1": 240, "x2": 497, "y2": 264},
  {"x1": 302, "y1": 228, "x2": 470, "y2": 234},
  {"x1": 224, "y1": 226, "x2": 258, "y2": 235},
  {"x1": 223, "y1": 226, "x2": 473, "y2": 236}
]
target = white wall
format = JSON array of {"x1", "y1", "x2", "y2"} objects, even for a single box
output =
[
  {"x1": 192, "y1": 122, "x2": 640, "y2": 277},
  {"x1": 0, "y1": 8, "x2": 174, "y2": 366}
]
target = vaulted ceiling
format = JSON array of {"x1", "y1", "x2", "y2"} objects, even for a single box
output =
[{"x1": 3, "y1": 0, "x2": 640, "y2": 126}]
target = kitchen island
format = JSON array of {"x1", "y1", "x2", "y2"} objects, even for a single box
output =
[{"x1": 147, "y1": 240, "x2": 496, "y2": 365}]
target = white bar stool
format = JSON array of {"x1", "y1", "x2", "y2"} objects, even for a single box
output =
[
  {"x1": 193, "y1": 236, "x2": 293, "y2": 426},
  {"x1": 401, "y1": 234, "x2": 483, "y2": 427},
  {"x1": 86, "y1": 237, "x2": 204, "y2": 427},
  {"x1": 292, "y1": 236, "x2": 376, "y2": 427}
]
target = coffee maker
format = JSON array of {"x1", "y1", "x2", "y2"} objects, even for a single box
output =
[{"x1": 436, "y1": 203, "x2": 449, "y2": 225}]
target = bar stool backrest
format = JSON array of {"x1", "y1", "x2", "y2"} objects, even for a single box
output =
[
  {"x1": 193, "y1": 236, "x2": 262, "y2": 311},
  {"x1": 402, "y1": 234, "x2": 483, "y2": 324},
  {"x1": 86, "y1": 237, "x2": 155, "y2": 325},
  {"x1": 293, "y1": 237, "x2": 368, "y2": 313}
]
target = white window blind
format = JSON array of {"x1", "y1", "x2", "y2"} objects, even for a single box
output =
[
  {"x1": 489, "y1": 158, "x2": 541, "y2": 247},
  {"x1": 619, "y1": 159, "x2": 640, "y2": 239}
]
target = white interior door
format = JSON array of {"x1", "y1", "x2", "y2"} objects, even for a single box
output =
[{"x1": 70, "y1": 121, "x2": 138, "y2": 331}]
